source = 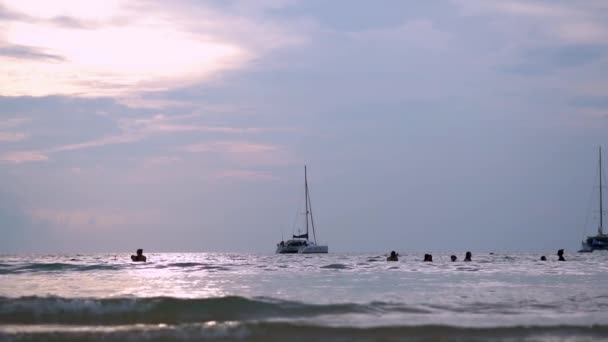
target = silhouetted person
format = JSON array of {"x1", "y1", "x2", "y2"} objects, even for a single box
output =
[
  {"x1": 450, "y1": 255, "x2": 457, "y2": 262},
  {"x1": 464, "y1": 251, "x2": 472, "y2": 262},
  {"x1": 131, "y1": 249, "x2": 147, "y2": 262},
  {"x1": 540, "y1": 256, "x2": 547, "y2": 261},
  {"x1": 557, "y1": 249, "x2": 565, "y2": 261},
  {"x1": 424, "y1": 254, "x2": 433, "y2": 262},
  {"x1": 387, "y1": 251, "x2": 399, "y2": 262}
]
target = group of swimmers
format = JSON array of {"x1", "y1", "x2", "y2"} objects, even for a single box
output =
[
  {"x1": 129, "y1": 248, "x2": 566, "y2": 263},
  {"x1": 538, "y1": 249, "x2": 566, "y2": 261},
  {"x1": 386, "y1": 249, "x2": 567, "y2": 262},
  {"x1": 386, "y1": 251, "x2": 472, "y2": 262}
]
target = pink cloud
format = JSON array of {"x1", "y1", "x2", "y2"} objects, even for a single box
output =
[
  {"x1": 0, "y1": 132, "x2": 28, "y2": 142},
  {"x1": 0, "y1": 117, "x2": 30, "y2": 128},
  {"x1": 0, "y1": 150, "x2": 49, "y2": 163}
]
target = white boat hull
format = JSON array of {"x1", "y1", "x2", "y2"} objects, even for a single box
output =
[{"x1": 276, "y1": 240, "x2": 328, "y2": 254}]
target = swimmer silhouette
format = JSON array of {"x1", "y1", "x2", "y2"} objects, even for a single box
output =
[
  {"x1": 540, "y1": 256, "x2": 547, "y2": 261},
  {"x1": 464, "y1": 251, "x2": 472, "y2": 262},
  {"x1": 424, "y1": 254, "x2": 433, "y2": 262},
  {"x1": 450, "y1": 255, "x2": 457, "y2": 262},
  {"x1": 387, "y1": 251, "x2": 399, "y2": 262},
  {"x1": 131, "y1": 249, "x2": 147, "y2": 262},
  {"x1": 557, "y1": 249, "x2": 565, "y2": 261}
]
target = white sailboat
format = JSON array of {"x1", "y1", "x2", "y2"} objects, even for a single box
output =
[
  {"x1": 580, "y1": 146, "x2": 608, "y2": 252},
  {"x1": 276, "y1": 166, "x2": 328, "y2": 254}
]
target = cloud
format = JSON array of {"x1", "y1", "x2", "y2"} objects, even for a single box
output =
[
  {"x1": 453, "y1": 0, "x2": 608, "y2": 44},
  {"x1": 0, "y1": 132, "x2": 27, "y2": 142},
  {"x1": 179, "y1": 141, "x2": 278, "y2": 154},
  {"x1": 0, "y1": 111, "x2": 287, "y2": 164},
  {"x1": 178, "y1": 140, "x2": 295, "y2": 167},
  {"x1": 0, "y1": 43, "x2": 65, "y2": 61},
  {"x1": 0, "y1": 0, "x2": 303, "y2": 97},
  {"x1": 0, "y1": 116, "x2": 30, "y2": 129},
  {"x1": 98, "y1": 113, "x2": 284, "y2": 147},
  {"x1": 0, "y1": 150, "x2": 48, "y2": 163},
  {"x1": 29, "y1": 207, "x2": 163, "y2": 231}
]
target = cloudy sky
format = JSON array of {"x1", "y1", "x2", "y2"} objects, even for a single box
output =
[{"x1": 1, "y1": 0, "x2": 607, "y2": 253}]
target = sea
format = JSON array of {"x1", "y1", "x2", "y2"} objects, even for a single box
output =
[{"x1": 1, "y1": 252, "x2": 608, "y2": 341}]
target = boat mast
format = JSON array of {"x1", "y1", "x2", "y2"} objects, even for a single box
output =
[
  {"x1": 303, "y1": 165, "x2": 318, "y2": 243},
  {"x1": 307, "y1": 167, "x2": 317, "y2": 244},
  {"x1": 305, "y1": 165, "x2": 309, "y2": 240},
  {"x1": 600, "y1": 146, "x2": 604, "y2": 235}
]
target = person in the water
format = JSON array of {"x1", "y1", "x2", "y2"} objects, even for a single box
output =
[
  {"x1": 131, "y1": 249, "x2": 147, "y2": 262},
  {"x1": 557, "y1": 249, "x2": 565, "y2": 261},
  {"x1": 424, "y1": 254, "x2": 433, "y2": 262},
  {"x1": 450, "y1": 255, "x2": 457, "y2": 262},
  {"x1": 540, "y1": 256, "x2": 547, "y2": 261},
  {"x1": 387, "y1": 251, "x2": 399, "y2": 261},
  {"x1": 464, "y1": 251, "x2": 472, "y2": 262}
]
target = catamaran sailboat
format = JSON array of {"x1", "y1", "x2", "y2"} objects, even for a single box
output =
[
  {"x1": 276, "y1": 166, "x2": 328, "y2": 254},
  {"x1": 580, "y1": 146, "x2": 608, "y2": 252}
]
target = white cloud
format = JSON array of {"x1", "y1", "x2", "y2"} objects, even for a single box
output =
[{"x1": 0, "y1": 0, "x2": 302, "y2": 97}]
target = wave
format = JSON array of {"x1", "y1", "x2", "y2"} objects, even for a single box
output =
[
  {"x1": 0, "y1": 263, "x2": 124, "y2": 274},
  {"x1": 320, "y1": 263, "x2": 350, "y2": 270},
  {"x1": 1, "y1": 322, "x2": 608, "y2": 342},
  {"x1": 0, "y1": 296, "x2": 431, "y2": 325},
  {"x1": 0, "y1": 262, "x2": 234, "y2": 274}
]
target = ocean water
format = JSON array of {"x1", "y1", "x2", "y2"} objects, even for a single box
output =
[{"x1": 1, "y1": 252, "x2": 608, "y2": 341}]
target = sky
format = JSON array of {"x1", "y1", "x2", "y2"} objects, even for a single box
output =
[{"x1": 1, "y1": 0, "x2": 608, "y2": 254}]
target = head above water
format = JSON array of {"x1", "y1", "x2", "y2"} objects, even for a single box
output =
[
  {"x1": 424, "y1": 254, "x2": 433, "y2": 262},
  {"x1": 137, "y1": 249, "x2": 143, "y2": 256},
  {"x1": 557, "y1": 249, "x2": 565, "y2": 261},
  {"x1": 390, "y1": 251, "x2": 397, "y2": 257},
  {"x1": 450, "y1": 255, "x2": 457, "y2": 262},
  {"x1": 540, "y1": 256, "x2": 547, "y2": 261},
  {"x1": 464, "y1": 251, "x2": 472, "y2": 261}
]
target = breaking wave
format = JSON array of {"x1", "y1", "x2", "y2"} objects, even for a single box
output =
[{"x1": 0, "y1": 296, "x2": 429, "y2": 325}]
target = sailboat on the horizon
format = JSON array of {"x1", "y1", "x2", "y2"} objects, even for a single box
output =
[
  {"x1": 276, "y1": 166, "x2": 328, "y2": 254},
  {"x1": 580, "y1": 146, "x2": 608, "y2": 252}
]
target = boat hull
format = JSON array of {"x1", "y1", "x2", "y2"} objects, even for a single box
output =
[
  {"x1": 275, "y1": 246, "x2": 301, "y2": 254},
  {"x1": 275, "y1": 241, "x2": 328, "y2": 254},
  {"x1": 579, "y1": 235, "x2": 608, "y2": 252},
  {"x1": 300, "y1": 245, "x2": 328, "y2": 253}
]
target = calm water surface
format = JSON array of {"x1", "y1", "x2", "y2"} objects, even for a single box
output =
[{"x1": 1, "y1": 252, "x2": 607, "y2": 341}]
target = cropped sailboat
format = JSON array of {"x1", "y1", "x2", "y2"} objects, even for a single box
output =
[
  {"x1": 580, "y1": 147, "x2": 608, "y2": 252},
  {"x1": 276, "y1": 166, "x2": 328, "y2": 254}
]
